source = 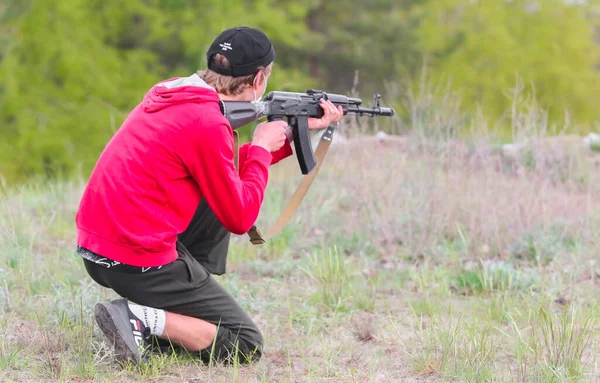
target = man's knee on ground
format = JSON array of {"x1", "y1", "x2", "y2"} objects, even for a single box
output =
[
  {"x1": 235, "y1": 327, "x2": 264, "y2": 364},
  {"x1": 199, "y1": 326, "x2": 263, "y2": 365}
]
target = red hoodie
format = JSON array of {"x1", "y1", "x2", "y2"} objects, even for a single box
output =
[{"x1": 75, "y1": 74, "x2": 293, "y2": 267}]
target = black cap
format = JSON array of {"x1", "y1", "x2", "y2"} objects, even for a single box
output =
[{"x1": 206, "y1": 26, "x2": 275, "y2": 77}]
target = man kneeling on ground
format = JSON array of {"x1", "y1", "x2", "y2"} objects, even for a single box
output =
[{"x1": 75, "y1": 26, "x2": 343, "y2": 365}]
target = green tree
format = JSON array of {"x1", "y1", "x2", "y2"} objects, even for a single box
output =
[
  {"x1": 0, "y1": 0, "x2": 162, "y2": 182},
  {"x1": 415, "y1": 0, "x2": 600, "y2": 131},
  {"x1": 0, "y1": 0, "x2": 316, "y2": 184},
  {"x1": 299, "y1": 0, "x2": 426, "y2": 95}
]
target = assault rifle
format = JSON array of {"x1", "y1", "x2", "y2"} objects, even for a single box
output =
[
  {"x1": 221, "y1": 89, "x2": 395, "y2": 245},
  {"x1": 221, "y1": 89, "x2": 395, "y2": 174}
]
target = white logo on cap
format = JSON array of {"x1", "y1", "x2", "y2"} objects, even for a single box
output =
[{"x1": 220, "y1": 42, "x2": 233, "y2": 51}]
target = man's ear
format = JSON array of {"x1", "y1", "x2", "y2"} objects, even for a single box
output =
[{"x1": 253, "y1": 70, "x2": 265, "y2": 89}]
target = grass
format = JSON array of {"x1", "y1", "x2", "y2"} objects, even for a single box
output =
[{"x1": 1, "y1": 83, "x2": 600, "y2": 382}]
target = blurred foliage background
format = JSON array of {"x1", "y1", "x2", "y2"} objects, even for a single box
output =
[{"x1": 0, "y1": 0, "x2": 599, "y2": 184}]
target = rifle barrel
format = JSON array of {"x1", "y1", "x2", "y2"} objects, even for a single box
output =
[{"x1": 346, "y1": 106, "x2": 395, "y2": 117}]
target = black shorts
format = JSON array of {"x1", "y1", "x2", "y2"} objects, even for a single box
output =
[{"x1": 81, "y1": 199, "x2": 262, "y2": 364}]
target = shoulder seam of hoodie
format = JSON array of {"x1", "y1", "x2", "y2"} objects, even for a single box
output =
[{"x1": 159, "y1": 73, "x2": 216, "y2": 91}]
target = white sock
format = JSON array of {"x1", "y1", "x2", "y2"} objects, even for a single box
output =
[{"x1": 128, "y1": 303, "x2": 166, "y2": 337}]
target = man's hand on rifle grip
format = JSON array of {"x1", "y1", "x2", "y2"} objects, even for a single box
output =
[{"x1": 251, "y1": 120, "x2": 288, "y2": 152}]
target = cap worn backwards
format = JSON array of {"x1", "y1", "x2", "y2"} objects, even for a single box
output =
[{"x1": 206, "y1": 26, "x2": 275, "y2": 78}]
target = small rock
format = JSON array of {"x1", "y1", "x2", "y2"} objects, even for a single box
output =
[
  {"x1": 312, "y1": 228, "x2": 325, "y2": 236},
  {"x1": 583, "y1": 132, "x2": 600, "y2": 151},
  {"x1": 362, "y1": 268, "x2": 378, "y2": 278},
  {"x1": 502, "y1": 143, "x2": 526, "y2": 158},
  {"x1": 379, "y1": 258, "x2": 396, "y2": 270},
  {"x1": 555, "y1": 296, "x2": 569, "y2": 306}
]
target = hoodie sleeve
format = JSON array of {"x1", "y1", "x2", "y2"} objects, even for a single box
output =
[
  {"x1": 181, "y1": 120, "x2": 272, "y2": 235},
  {"x1": 238, "y1": 138, "x2": 293, "y2": 170}
]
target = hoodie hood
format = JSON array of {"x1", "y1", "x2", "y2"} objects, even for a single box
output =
[{"x1": 142, "y1": 74, "x2": 220, "y2": 113}]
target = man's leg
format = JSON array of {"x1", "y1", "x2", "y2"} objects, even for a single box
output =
[
  {"x1": 84, "y1": 244, "x2": 262, "y2": 364},
  {"x1": 168, "y1": 198, "x2": 261, "y2": 359}
]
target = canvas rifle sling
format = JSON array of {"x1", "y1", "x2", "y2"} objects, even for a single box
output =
[{"x1": 232, "y1": 124, "x2": 337, "y2": 245}]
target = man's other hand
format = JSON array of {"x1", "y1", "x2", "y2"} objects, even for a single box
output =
[
  {"x1": 307, "y1": 98, "x2": 344, "y2": 130},
  {"x1": 252, "y1": 120, "x2": 288, "y2": 152}
]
